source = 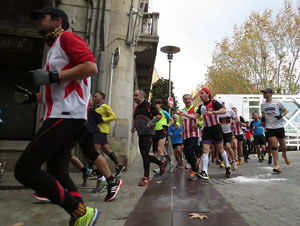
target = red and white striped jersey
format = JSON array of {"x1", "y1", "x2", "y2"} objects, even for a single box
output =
[
  {"x1": 180, "y1": 106, "x2": 199, "y2": 140},
  {"x1": 232, "y1": 115, "x2": 244, "y2": 135},
  {"x1": 200, "y1": 100, "x2": 219, "y2": 127},
  {"x1": 41, "y1": 32, "x2": 96, "y2": 120}
]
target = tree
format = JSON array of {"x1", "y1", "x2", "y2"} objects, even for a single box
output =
[
  {"x1": 150, "y1": 78, "x2": 179, "y2": 114},
  {"x1": 205, "y1": 0, "x2": 300, "y2": 95}
]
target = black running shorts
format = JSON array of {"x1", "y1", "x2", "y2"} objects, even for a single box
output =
[
  {"x1": 254, "y1": 135, "x2": 266, "y2": 145},
  {"x1": 234, "y1": 134, "x2": 244, "y2": 142},
  {"x1": 266, "y1": 128, "x2": 285, "y2": 139},
  {"x1": 94, "y1": 132, "x2": 108, "y2": 145},
  {"x1": 223, "y1": 132, "x2": 232, "y2": 144},
  {"x1": 202, "y1": 125, "x2": 223, "y2": 142}
]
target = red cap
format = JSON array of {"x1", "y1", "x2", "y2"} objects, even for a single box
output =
[{"x1": 200, "y1": 88, "x2": 210, "y2": 95}]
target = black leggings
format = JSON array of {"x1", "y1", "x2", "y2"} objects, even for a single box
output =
[
  {"x1": 14, "y1": 118, "x2": 85, "y2": 215},
  {"x1": 183, "y1": 137, "x2": 198, "y2": 172},
  {"x1": 76, "y1": 127, "x2": 100, "y2": 162},
  {"x1": 138, "y1": 135, "x2": 162, "y2": 177}
]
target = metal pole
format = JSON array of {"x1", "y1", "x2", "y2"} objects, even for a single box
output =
[
  {"x1": 108, "y1": 53, "x2": 114, "y2": 106},
  {"x1": 167, "y1": 59, "x2": 172, "y2": 156},
  {"x1": 168, "y1": 60, "x2": 172, "y2": 115}
]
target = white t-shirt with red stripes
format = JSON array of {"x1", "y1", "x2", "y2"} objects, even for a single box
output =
[
  {"x1": 232, "y1": 115, "x2": 245, "y2": 135},
  {"x1": 179, "y1": 105, "x2": 199, "y2": 140},
  {"x1": 41, "y1": 32, "x2": 96, "y2": 120}
]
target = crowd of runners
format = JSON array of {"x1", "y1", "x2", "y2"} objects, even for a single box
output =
[
  {"x1": 132, "y1": 87, "x2": 291, "y2": 186},
  {"x1": 0, "y1": 6, "x2": 292, "y2": 226}
]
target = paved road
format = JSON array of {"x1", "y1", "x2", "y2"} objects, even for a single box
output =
[
  {"x1": 1, "y1": 151, "x2": 300, "y2": 226},
  {"x1": 125, "y1": 168, "x2": 247, "y2": 226},
  {"x1": 211, "y1": 151, "x2": 300, "y2": 226}
]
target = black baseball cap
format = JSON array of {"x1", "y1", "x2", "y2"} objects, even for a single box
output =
[
  {"x1": 30, "y1": 6, "x2": 69, "y2": 30},
  {"x1": 260, "y1": 88, "x2": 273, "y2": 93}
]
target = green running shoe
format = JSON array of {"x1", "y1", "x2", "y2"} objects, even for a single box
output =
[
  {"x1": 92, "y1": 180, "x2": 107, "y2": 193},
  {"x1": 74, "y1": 206, "x2": 100, "y2": 226},
  {"x1": 167, "y1": 162, "x2": 177, "y2": 173}
]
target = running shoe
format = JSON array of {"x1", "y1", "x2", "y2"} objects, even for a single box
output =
[
  {"x1": 188, "y1": 171, "x2": 198, "y2": 181},
  {"x1": 138, "y1": 176, "x2": 151, "y2": 186},
  {"x1": 92, "y1": 180, "x2": 108, "y2": 193},
  {"x1": 33, "y1": 193, "x2": 50, "y2": 202},
  {"x1": 198, "y1": 171, "x2": 209, "y2": 180},
  {"x1": 105, "y1": 178, "x2": 123, "y2": 202},
  {"x1": 219, "y1": 162, "x2": 225, "y2": 168},
  {"x1": 153, "y1": 168, "x2": 160, "y2": 174},
  {"x1": 0, "y1": 160, "x2": 6, "y2": 179},
  {"x1": 273, "y1": 166, "x2": 282, "y2": 174},
  {"x1": 159, "y1": 161, "x2": 167, "y2": 175},
  {"x1": 231, "y1": 161, "x2": 238, "y2": 171},
  {"x1": 268, "y1": 156, "x2": 273, "y2": 165},
  {"x1": 73, "y1": 206, "x2": 100, "y2": 226},
  {"x1": 225, "y1": 167, "x2": 232, "y2": 178},
  {"x1": 82, "y1": 168, "x2": 92, "y2": 186},
  {"x1": 88, "y1": 170, "x2": 98, "y2": 180},
  {"x1": 167, "y1": 162, "x2": 177, "y2": 173},
  {"x1": 185, "y1": 163, "x2": 191, "y2": 170},
  {"x1": 283, "y1": 156, "x2": 291, "y2": 165},
  {"x1": 115, "y1": 164, "x2": 125, "y2": 177},
  {"x1": 238, "y1": 159, "x2": 243, "y2": 165},
  {"x1": 258, "y1": 158, "x2": 264, "y2": 163}
]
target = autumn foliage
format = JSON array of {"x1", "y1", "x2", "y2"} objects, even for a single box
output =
[{"x1": 205, "y1": 0, "x2": 300, "y2": 95}]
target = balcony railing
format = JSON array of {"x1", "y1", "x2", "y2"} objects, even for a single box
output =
[{"x1": 139, "y1": 12, "x2": 159, "y2": 37}]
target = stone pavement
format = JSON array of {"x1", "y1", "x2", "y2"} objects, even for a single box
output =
[
  {"x1": 0, "y1": 156, "x2": 148, "y2": 226},
  {"x1": 1, "y1": 151, "x2": 300, "y2": 226}
]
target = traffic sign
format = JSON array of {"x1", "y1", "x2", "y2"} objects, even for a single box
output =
[{"x1": 168, "y1": 96, "x2": 174, "y2": 108}]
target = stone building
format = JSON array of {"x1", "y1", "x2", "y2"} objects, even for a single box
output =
[{"x1": 0, "y1": 0, "x2": 159, "y2": 170}]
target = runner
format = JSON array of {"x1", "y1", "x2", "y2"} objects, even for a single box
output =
[
  {"x1": 168, "y1": 114, "x2": 183, "y2": 168},
  {"x1": 14, "y1": 6, "x2": 100, "y2": 226},
  {"x1": 180, "y1": 88, "x2": 232, "y2": 180},
  {"x1": 152, "y1": 98, "x2": 175, "y2": 174},
  {"x1": 260, "y1": 88, "x2": 291, "y2": 173},
  {"x1": 232, "y1": 107, "x2": 247, "y2": 165},
  {"x1": 177, "y1": 94, "x2": 200, "y2": 181},
  {"x1": 93, "y1": 91, "x2": 125, "y2": 177},
  {"x1": 132, "y1": 90, "x2": 167, "y2": 186},
  {"x1": 250, "y1": 112, "x2": 267, "y2": 163},
  {"x1": 218, "y1": 105, "x2": 238, "y2": 170},
  {"x1": 243, "y1": 124, "x2": 253, "y2": 162}
]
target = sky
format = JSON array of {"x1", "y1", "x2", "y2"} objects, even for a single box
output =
[{"x1": 150, "y1": 0, "x2": 298, "y2": 107}]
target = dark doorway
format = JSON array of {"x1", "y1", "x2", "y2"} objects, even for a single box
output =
[
  {"x1": 0, "y1": 33, "x2": 44, "y2": 140},
  {"x1": 0, "y1": 0, "x2": 51, "y2": 140}
]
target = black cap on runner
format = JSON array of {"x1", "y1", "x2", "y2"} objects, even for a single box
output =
[
  {"x1": 30, "y1": 6, "x2": 69, "y2": 30},
  {"x1": 260, "y1": 88, "x2": 273, "y2": 94}
]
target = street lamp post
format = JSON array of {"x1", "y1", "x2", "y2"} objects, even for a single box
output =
[{"x1": 160, "y1": 45, "x2": 180, "y2": 114}]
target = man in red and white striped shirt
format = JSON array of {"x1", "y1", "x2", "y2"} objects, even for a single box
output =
[
  {"x1": 178, "y1": 94, "x2": 200, "y2": 181},
  {"x1": 232, "y1": 107, "x2": 247, "y2": 165},
  {"x1": 182, "y1": 88, "x2": 231, "y2": 180}
]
